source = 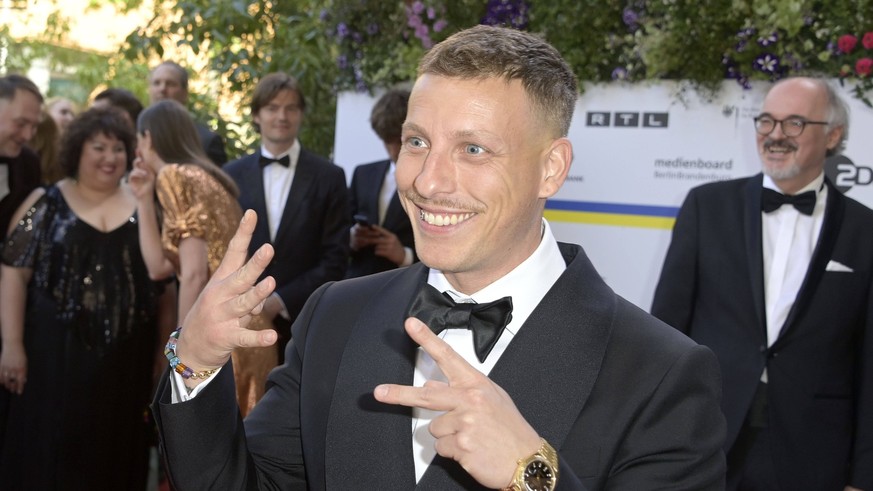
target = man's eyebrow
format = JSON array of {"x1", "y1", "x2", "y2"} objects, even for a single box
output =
[{"x1": 401, "y1": 122, "x2": 426, "y2": 135}]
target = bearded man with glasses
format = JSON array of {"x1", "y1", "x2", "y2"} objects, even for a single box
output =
[{"x1": 653, "y1": 76, "x2": 873, "y2": 491}]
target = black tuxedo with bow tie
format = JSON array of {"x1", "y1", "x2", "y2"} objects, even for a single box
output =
[
  {"x1": 347, "y1": 159, "x2": 415, "y2": 278},
  {"x1": 652, "y1": 173, "x2": 873, "y2": 490},
  {"x1": 223, "y1": 148, "x2": 350, "y2": 344},
  {"x1": 152, "y1": 243, "x2": 726, "y2": 490}
]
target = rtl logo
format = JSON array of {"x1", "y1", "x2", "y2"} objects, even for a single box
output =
[{"x1": 586, "y1": 112, "x2": 669, "y2": 128}]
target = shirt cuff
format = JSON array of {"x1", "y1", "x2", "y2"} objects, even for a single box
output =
[{"x1": 169, "y1": 367, "x2": 222, "y2": 403}]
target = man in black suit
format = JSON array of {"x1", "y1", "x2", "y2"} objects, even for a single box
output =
[
  {"x1": 222, "y1": 72, "x2": 349, "y2": 355},
  {"x1": 652, "y1": 77, "x2": 873, "y2": 491},
  {"x1": 148, "y1": 61, "x2": 228, "y2": 165},
  {"x1": 347, "y1": 88, "x2": 416, "y2": 278},
  {"x1": 0, "y1": 75, "x2": 42, "y2": 237},
  {"x1": 0, "y1": 74, "x2": 42, "y2": 458},
  {"x1": 152, "y1": 26, "x2": 725, "y2": 490}
]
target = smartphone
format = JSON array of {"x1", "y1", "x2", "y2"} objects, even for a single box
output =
[{"x1": 353, "y1": 214, "x2": 372, "y2": 228}]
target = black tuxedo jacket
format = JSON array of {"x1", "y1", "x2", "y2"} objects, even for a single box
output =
[
  {"x1": 153, "y1": 243, "x2": 726, "y2": 490},
  {"x1": 652, "y1": 174, "x2": 873, "y2": 490},
  {"x1": 0, "y1": 147, "x2": 41, "y2": 239},
  {"x1": 224, "y1": 149, "x2": 350, "y2": 333},
  {"x1": 347, "y1": 159, "x2": 415, "y2": 278},
  {"x1": 195, "y1": 122, "x2": 228, "y2": 167}
]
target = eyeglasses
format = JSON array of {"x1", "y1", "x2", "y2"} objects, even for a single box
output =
[{"x1": 753, "y1": 116, "x2": 828, "y2": 137}]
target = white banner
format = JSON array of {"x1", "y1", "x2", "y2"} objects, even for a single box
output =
[{"x1": 334, "y1": 80, "x2": 873, "y2": 309}]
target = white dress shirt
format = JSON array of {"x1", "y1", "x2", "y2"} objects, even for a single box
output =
[
  {"x1": 378, "y1": 162, "x2": 396, "y2": 226},
  {"x1": 261, "y1": 140, "x2": 300, "y2": 241},
  {"x1": 761, "y1": 173, "x2": 826, "y2": 352},
  {"x1": 411, "y1": 219, "x2": 567, "y2": 482}
]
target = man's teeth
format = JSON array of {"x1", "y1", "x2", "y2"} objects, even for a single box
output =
[{"x1": 419, "y1": 210, "x2": 474, "y2": 226}]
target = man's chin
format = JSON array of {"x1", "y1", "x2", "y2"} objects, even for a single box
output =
[{"x1": 762, "y1": 162, "x2": 800, "y2": 181}]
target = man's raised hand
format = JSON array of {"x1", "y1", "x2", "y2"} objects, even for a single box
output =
[{"x1": 175, "y1": 210, "x2": 278, "y2": 384}]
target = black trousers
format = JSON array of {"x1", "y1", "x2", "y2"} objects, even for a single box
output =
[{"x1": 727, "y1": 381, "x2": 781, "y2": 491}]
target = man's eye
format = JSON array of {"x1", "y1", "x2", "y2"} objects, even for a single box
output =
[
  {"x1": 465, "y1": 144, "x2": 484, "y2": 155},
  {"x1": 407, "y1": 137, "x2": 426, "y2": 148},
  {"x1": 786, "y1": 118, "x2": 805, "y2": 128}
]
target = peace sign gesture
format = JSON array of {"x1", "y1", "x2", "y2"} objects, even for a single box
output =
[{"x1": 374, "y1": 317, "x2": 542, "y2": 489}]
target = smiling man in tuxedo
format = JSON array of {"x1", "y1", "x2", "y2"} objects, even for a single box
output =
[
  {"x1": 652, "y1": 77, "x2": 873, "y2": 491},
  {"x1": 222, "y1": 72, "x2": 349, "y2": 357},
  {"x1": 152, "y1": 26, "x2": 725, "y2": 490}
]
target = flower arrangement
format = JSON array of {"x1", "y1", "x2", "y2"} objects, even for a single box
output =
[{"x1": 324, "y1": 0, "x2": 873, "y2": 105}]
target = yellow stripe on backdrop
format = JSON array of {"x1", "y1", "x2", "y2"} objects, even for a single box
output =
[{"x1": 544, "y1": 210, "x2": 676, "y2": 230}]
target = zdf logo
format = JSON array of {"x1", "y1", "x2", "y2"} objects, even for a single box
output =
[{"x1": 825, "y1": 155, "x2": 873, "y2": 193}]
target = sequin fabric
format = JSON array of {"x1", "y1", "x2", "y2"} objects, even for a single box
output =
[
  {"x1": 1, "y1": 185, "x2": 157, "y2": 352},
  {"x1": 156, "y1": 163, "x2": 243, "y2": 276}
]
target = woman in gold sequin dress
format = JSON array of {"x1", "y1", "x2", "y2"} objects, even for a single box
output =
[
  {"x1": 129, "y1": 100, "x2": 276, "y2": 416},
  {"x1": 0, "y1": 108, "x2": 158, "y2": 489}
]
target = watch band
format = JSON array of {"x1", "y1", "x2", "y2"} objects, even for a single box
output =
[{"x1": 503, "y1": 438, "x2": 559, "y2": 491}]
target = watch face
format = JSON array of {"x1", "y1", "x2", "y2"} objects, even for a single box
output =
[{"x1": 523, "y1": 460, "x2": 555, "y2": 491}]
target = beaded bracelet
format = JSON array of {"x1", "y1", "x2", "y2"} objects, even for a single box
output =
[{"x1": 164, "y1": 326, "x2": 219, "y2": 380}]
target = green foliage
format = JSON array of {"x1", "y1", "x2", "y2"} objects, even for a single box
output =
[
  {"x1": 8, "y1": 0, "x2": 873, "y2": 161},
  {"x1": 124, "y1": 0, "x2": 340, "y2": 159}
]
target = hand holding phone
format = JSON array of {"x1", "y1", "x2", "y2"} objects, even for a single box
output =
[{"x1": 354, "y1": 214, "x2": 372, "y2": 228}]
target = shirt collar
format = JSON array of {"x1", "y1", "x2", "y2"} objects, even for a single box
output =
[
  {"x1": 428, "y1": 219, "x2": 567, "y2": 335},
  {"x1": 260, "y1": 139, "x2": 301, "y2": 169}
]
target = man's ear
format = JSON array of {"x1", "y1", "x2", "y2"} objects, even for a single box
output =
[
  {"x1": 539, "y1": 137, "x2": 572, "y2": 199},
  {"x1": 826, "y1": 125, "x2": 844, "y2": 152}
]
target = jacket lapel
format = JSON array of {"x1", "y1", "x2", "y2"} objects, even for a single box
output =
[
  {"x1": 775, "y1": 178, "x2": 845, "y2": 344},
  {"x1": 383, "y1": 193, "x2": 407, "y2": 230},
  {"x1": 273, "y1": 150, "x2": 313, "y2": 244},
  {"x1": 743, "y1": 175, "x2": 767, "y2": 341},
  {"x1": 237, "y1": 155, "x2": 271, "y2": 250},
  {"x1": 324, "y1": 266, "x2": 426, "y2": 489},
  {"x1": 418, "y1": 243, "x2": 615, "y2": 490}
]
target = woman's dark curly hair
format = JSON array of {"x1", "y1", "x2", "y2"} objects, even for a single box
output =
[{"x1": 58, "y1": 107, "x2": 136, "y2": 178}]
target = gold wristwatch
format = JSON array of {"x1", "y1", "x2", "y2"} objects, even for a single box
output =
[{"x1": 504, "y1": 438, "x2": 559, "y2": 491}]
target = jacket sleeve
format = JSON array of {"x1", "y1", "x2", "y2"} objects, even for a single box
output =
[
  {"x1": 150, "y1": 285, "x2": 333, "y2": 490},
  {"x1": 650, "y1": 189, "x2": 701, "y2": 334}
]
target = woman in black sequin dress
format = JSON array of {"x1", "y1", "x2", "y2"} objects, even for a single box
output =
[{"x1": 0, "y1": 108, "x2": 158, "y2": 490}]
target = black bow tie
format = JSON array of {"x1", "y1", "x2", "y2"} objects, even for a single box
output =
[
  {"x1": 407, "y1": 284, "x2": 513, "y2": 363},
  {"x1": 761, "y1": 188, "x2": 816, "y2": 215},
  {"x1": 259, "y1": 154, "x2": 290, "y2": 168}
]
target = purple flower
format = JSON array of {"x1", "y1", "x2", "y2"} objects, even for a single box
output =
[
  {"x1": 622, "y1": 7, "x2": 639, "y2": 28},
  {"x1": 481, "y1": 0, "x2": 529, "y2": 29},
  {"x1": 336, "y1": 23, "x2": 349, "y2": 39},
  {"x1": 737, "y1": 75, "x2": 752, "y2": 90},
  {"x1": 757, "y1": 31, "x2": 778, "y2": 47},
  {"x1": 336, "y1": 54, "x2": 348, "y2": 70},
  {"x1": 412, "y1": 1, "x2": 425, "y2": 15},
  {"x1": 753, "y1": 53, "x2": 780, "y2": 73},
  {"x1": 367, "y1": 23, "x2": 379, "y2": 35},
  {"x1": 734, "y1": 39, "x2": 748, "y2": 53},
  {"x1": 433, "y1": 19, "x2": 448, "y2": 33},
  {"x1": 611, "y1": 67, "x2": 628, "y2": 80},
  {"x1": 427, "y1": 7, "x2": 436, "y2": 20},
  {"x1": 319, "y1": 9, "x2": 329, "y2": 22}
]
